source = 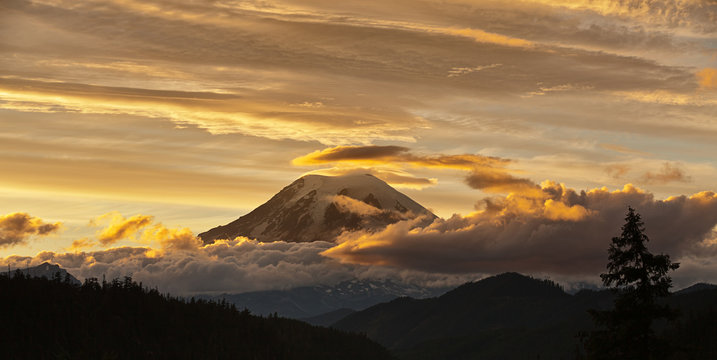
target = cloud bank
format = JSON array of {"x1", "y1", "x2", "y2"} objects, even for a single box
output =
[
  {"x1": 323, "y1": 183, "x2": 717, "y2": 277},
  {"x1": 1, "y1": 213, "x2": 469, "y2": 294},
  {"x1": 3, "y1": 180, "x2": 717, "y2": 293}
]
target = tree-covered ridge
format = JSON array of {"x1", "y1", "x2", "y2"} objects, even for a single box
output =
[
  {"x1": 0, "y1": 271, "x2": 394, "y2": 360},
  {"x1": 332, "y1": 271, "x2": 717, "y2": 360}
]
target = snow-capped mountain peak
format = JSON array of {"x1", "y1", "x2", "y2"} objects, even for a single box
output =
[{"x1": 199, "y1": 174, "x2": 435, "y2": 244}]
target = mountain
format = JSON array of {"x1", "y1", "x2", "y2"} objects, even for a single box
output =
[
  {"x1": 200, "y1": 279, "x2": 450, "y2": 319},
  {"x1": 333, "y1": 272, "x2": 599, "y2": 359},
  {"x1": 4, "y1": 262, "x2": 81, "y2": 285},
  {"x1": 199, "y1": 174, "x2": 436, "y2": 244},
  {"x1": 331, "y1": 273, "x2": 717, "y2": 359},
  {"x1": 674, "y1": 282, "x2": 717, "y2": 295},
  {"x1": 302, "y1": 308, "x2": 356, "y2": 327}
]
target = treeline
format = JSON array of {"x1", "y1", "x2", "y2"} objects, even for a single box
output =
[{"x1": 0, "y1": 271, "x2": 394, "y2": 360}]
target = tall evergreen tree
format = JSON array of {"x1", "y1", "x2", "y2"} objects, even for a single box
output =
[{"x1": 585, "y1": 207, "x2": 680, "y2": 360}]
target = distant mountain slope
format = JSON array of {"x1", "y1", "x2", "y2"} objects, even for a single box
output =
[
  {"x1": 302, "y1": 308, "x2": 356, "y2": 327},
  {"x1": 199, "y1": 174, "x2": 436, "y2": 244},
  {"x1": 674, "y1": 282, "x2": 717, "y2": 295},
  {"x1": 333, "y1": 273, "x2": 599, "y2": 356},
  {"x1": 4, "y1": 262, "x2": 80, "y2": 285},
  {"x1": 201, "y1": 279, "x2": 450, "y2": 319},
  {"x1": 332, "y1": 273, "x2": 717, "y2": 359},
  {"x1": 0, "y1": 272, "x2": 395, "y2": 360}
]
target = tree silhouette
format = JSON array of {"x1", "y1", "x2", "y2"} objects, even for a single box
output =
[{"x1": 585, "y1": 207, "x2": 680, "y2": 359}]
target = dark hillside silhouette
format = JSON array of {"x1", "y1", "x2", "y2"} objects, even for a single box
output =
[
  {"x1": 332, "y1": 272, "x2": 717, "y2": 359},
  {"x1": 334, "y1": 272, "x2": 611, "y2": 359},
  {"x1": 0, "y1": 271, "x2": 394, "y2": 360}
]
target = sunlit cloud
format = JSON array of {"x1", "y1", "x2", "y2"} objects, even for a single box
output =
[
  {"x1": 613, "y1": 90, "x2": 717, "y2": 106},
  {"x1": 1, "y1": 0, "x2": 716, "y2": 290},
  {"x1": 698, "y1": 68, "x2": 717, "y2": 89},
  {"x1": 0, "y1": 80, "x2": 417, "y2": 145},
  {"x1": 294, "y1": 145, "x2": 536, "y2": 194},
  {"x1": 442, "y1": 28, "x2": 534, "y2": 48},
  {"x1": 92, "y1": 212, "x2": 154, "y2": 246},
  {"x1": 0, "y1": 212, "x2": 62, "y2": 248},
  {"x1": 323, "y1": 184, "x2": 717, "y2": 275},
  {"x1": 447, "y1": 64, "x2": 502, "y2": 78},
  {"x1": 69, "y1": 238, "x2": 95, "y2": 251},
  {"x1": 0, "y1": 236, "x2": 472, "y2": 295}
]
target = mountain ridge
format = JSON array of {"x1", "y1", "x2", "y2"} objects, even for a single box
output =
[
  {"x1": 199, "y1": 278, "x2": 450, "y2": 319},
  {"x1": 331, "y1": 272, "x2": 717, "y2": 359},
  {"x1": 4, "y1": 262, "x2": 81, "y2": 285}
]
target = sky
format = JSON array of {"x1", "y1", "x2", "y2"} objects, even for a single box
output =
[{"x1": 1, "y1": 0, "x2": 716, "y2": 294}]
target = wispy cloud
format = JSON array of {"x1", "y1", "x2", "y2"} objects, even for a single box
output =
[
  {"x1": 294, "y1": 145, "x2": 534, "y2": 193},
  {"x1": 640, "y1": 162, "x2": 692, "y2": 185},
  {"x1": 447, "y1": 64, "x2": 502, "y2": 78}
]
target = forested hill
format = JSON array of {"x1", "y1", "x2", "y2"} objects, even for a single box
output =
[
  {"x1": 332, "y1": 272, "x2": 717, "y2": 359},
  {"x1": 0, "y1": 272, "x2": 395, "y2": 360}
]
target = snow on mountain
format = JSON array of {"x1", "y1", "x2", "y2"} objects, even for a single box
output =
[
  {"x1": 199, "y1": 174, "x2": 436, "y2": 244},
  {"x1": 200, "y1": 278, "x2": 451, "y2": 319}
]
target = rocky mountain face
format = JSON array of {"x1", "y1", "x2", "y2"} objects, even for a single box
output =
[{"x1": 199, "y1": 174, "x2": 436, "y2": 244}]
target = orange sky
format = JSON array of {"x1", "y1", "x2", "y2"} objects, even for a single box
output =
[{"x1": 1, "y1": 0, "x2": 716, "y2": 292}]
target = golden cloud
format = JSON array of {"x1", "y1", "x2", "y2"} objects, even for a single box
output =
[
  {"x1": 141, "y1": 225, "x2": 202, "y2": 251},
  {"x1": 697, "y1": 68, "x2": 717, "y2": 89},
  {"x1": 86, "y1": 212, "x2": 203, "y2": 252},
  {"x1": 443, "y1": 28, "x2": 534, "y2": 48},
  {"x1": 0, "y1": 212, "x2": 62, "y2": 248},
  {"x1": 323, "y1": 183, "x2": 717, "y2": 274},
  {"x1": 0, "y1": 79, "x2": 418, "y2": 145},
  {"x1": 293, "y1": 146, "x2": 410, "y2": 165},
  {"x1": 69, "y1": 238, "x2": 95, "y2": 251},
  {"x1": 294, "y1": 145, "x2": 531, "y2": 193},
  {"x1": 93, "y1": 213, "x2": 154, "y2": 246}
]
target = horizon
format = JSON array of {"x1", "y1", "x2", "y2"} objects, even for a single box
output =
[{"x1": 1, "y1": 0, "x2": 716, "y2": 296}]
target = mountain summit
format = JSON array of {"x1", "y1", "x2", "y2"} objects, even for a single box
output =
[{"x1": 199, "y1": 174, "x2": 436, "y2": 244}]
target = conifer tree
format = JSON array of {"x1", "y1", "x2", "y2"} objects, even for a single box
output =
[{"x1": 585, "y1": 207, "x2": 680, "y2": 360}]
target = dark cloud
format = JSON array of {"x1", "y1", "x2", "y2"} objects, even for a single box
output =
[
  {"x1": 464, "y1": 170, "x2": 537, "y2": 193},
  {"x1": 295, "y1": 145, "x2": 532, "y2": 193},
  {"x1": 298, "y1": 145, "x2": 410, "y2": 162},
  {"x1": 0, "y1": 212, "x2": 62, "y2": 247},
  {"x1": 324, "y1": 184, "x2": 717, "y2": 276}
]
